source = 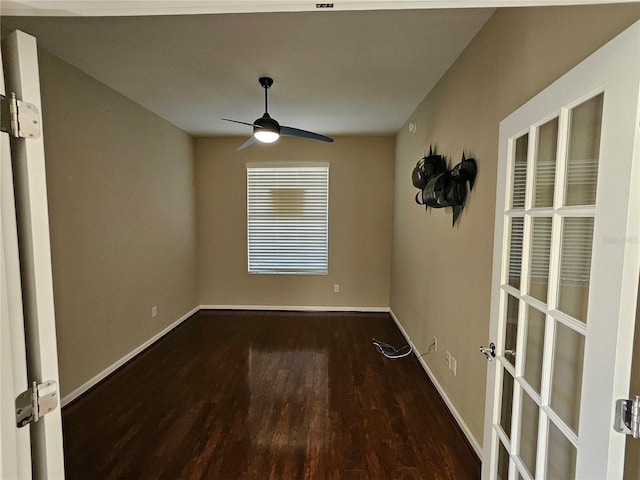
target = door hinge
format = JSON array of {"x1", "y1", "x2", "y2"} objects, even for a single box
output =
[
  {"x1": 614, "y1": 396, "x2": 640, "y2": 439},
  {"x1": 15, "y1": 380, "x2": 58, "y2": 428},
  {"x1": 0, "y1": 93, "x2": 41, "y2": 139}
]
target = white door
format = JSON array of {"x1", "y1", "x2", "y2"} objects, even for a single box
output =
[
  {"x1": 481, "y1": 21, "x2": 640, "y2": 480},
  {"x1": 1, "y1": 30, "x2": 65, "y2": 479},
  {"x1": 1, "y1": 38, "x2": 32, "y2": 480}
]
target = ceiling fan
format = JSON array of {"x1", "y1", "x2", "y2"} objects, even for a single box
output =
[{"x1": 222, "y1": 77, "x2": 334, "y2": 150}]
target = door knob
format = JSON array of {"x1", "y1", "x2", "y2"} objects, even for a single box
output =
[{"x1": 480, "y1": 342, "x2": 496, "y2": 361}]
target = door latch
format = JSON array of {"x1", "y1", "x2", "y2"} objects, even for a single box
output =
[
  {"x1": 480, "y1": 342, "x2": 496, "y2": 361},
  {"x1": 614, "y1": 396, "x2": 639, "y2": 439},
  {"x1": 0, "y1": 92, "x2": 41, "y2": 139},
  {"x1": 15, "y1": 380, "x2": 58, "y2": 428}
]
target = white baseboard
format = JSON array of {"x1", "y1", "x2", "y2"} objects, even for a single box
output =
[
  {"x1": 200, "y1": 304, "x2": 390, "y2": 313},
  {"x1": 389, "y1": 309, "x2": 482, "y2": 458},
  {"x1": 61, "y1": 306, "x2": 200, "y2": 407}
]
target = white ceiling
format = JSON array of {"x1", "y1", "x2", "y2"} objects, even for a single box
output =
[{"x1": 0, "y1": 1, "x2": 625, "y2": 138}]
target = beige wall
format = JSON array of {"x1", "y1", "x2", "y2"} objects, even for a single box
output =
[
  {"x1": 390, "y1": 3, "x2": 640, "y2": 458},
  {"x1": 194, "y1": 136, "x2": 394, "y2": 309},
  {"x1": 38, "y1": 50, "x2": 199, "y2": 398}
]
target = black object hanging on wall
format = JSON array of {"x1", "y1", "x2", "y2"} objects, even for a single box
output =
[{"x1": 412, "y1": 147, "x2": 477, "y2": 226}]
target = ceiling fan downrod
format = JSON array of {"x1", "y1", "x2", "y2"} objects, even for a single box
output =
[{"x1": 259, "y1": 76, "x2": 273, "y2": 114}]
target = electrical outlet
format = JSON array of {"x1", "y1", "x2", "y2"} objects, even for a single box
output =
[
  {"x1": 433, "y1": 336, "x2": 438, "y2": 352},
  {"x1": 451, "y1": 356, "x2": 457, "y2": 376},
  {"x1": 152, "y1": 306, "x2": 157, "y2": 318},
  {"x1": 446, "y1": 351, "x2": 451, "y2": 369},
  {"x1": 334, "y1": 284, "x2": 340, "y2": 293}
]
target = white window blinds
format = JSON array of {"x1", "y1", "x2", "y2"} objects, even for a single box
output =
[{"x1": 246, "y1": 164, "x2": 329, "y2": 274}]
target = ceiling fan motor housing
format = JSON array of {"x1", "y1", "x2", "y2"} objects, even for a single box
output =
[{"x1": 254, "y1": 113, "x2": 280, "y2": 134}]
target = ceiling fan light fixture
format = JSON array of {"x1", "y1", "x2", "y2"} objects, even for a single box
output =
[
  {"x1": 254, "y1": 129, "x2": 280, "y2": 143},
  {"x1": 253, "y1": 112, "x2": 281, "y2": 143}
]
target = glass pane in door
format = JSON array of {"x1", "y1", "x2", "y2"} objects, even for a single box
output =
[
  {"x1": 546, "y1": 420, "x2": 577, "y2": 479},
  {"x1": 500, "y1": 368, "x2": 515, "y2": 438},
  {"x1": 558, "y1": 217, "x2": 594, "y2": 322},
  {"x1": 508, "y1": 217, "x2": 524, "y2": 289},
  {"x1": 534, "y1": 118, "x2": 559, "y2": 207},
  {"x1": 565, "y1": 94, "x2": 603, "y2": 206},
  {"x1": 518, "y1": 392, "x2": 540, "y2": 477},
  {"x1": 550, "y1": 321, "x2": 585, "y2": 432},
  {"x1": 504, "y1": 294, "x2": 519, "y2": 368},
  {"x1": 529, "y1": 217, "x2": 552, "y2": 303},
  {"x1": 498, "y1": 440, "x2": 510, "y2": 480},
  {"x1": 512, "y1": 134, "x2": 529, "y2": 209},
  {"x1": 523, "y1": 306, "x2": 546, "y2": 393}
]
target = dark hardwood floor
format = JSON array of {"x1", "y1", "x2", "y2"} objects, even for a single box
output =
[{"x1": 62, "y1": 311, "x2": 480, "y2": 479}]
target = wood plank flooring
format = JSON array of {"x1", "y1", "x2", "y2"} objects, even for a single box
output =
[{"x1": 62, "y1": 311, "x2": 480, "y2": 479}]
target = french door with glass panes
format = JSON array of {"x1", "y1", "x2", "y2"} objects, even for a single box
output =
[{"x1": 481, "y1": 22, "x2": 640, "y2": 480}]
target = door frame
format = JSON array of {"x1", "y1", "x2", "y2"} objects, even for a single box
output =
[
  {"x1": 2, "y1": 30, "x2": 65, "y2": 479},
  {"x1": 1, "y1": 43, "x2": 32, "y2": 480}
]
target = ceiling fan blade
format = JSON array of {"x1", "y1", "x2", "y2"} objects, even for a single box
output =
[
  {"x1": 281, "y1": 126, "x2": 333, "y2": 143},
  {"x1": 236, "y1": 136, "x2": 257, "y2": 151},
  {"x1": 222, "y1": 118, "x2": 260, "y2": 128}
]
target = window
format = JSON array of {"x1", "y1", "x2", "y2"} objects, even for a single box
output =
[{"x1": 246, "y1": 164, "x2": 329, "y2": 274}]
